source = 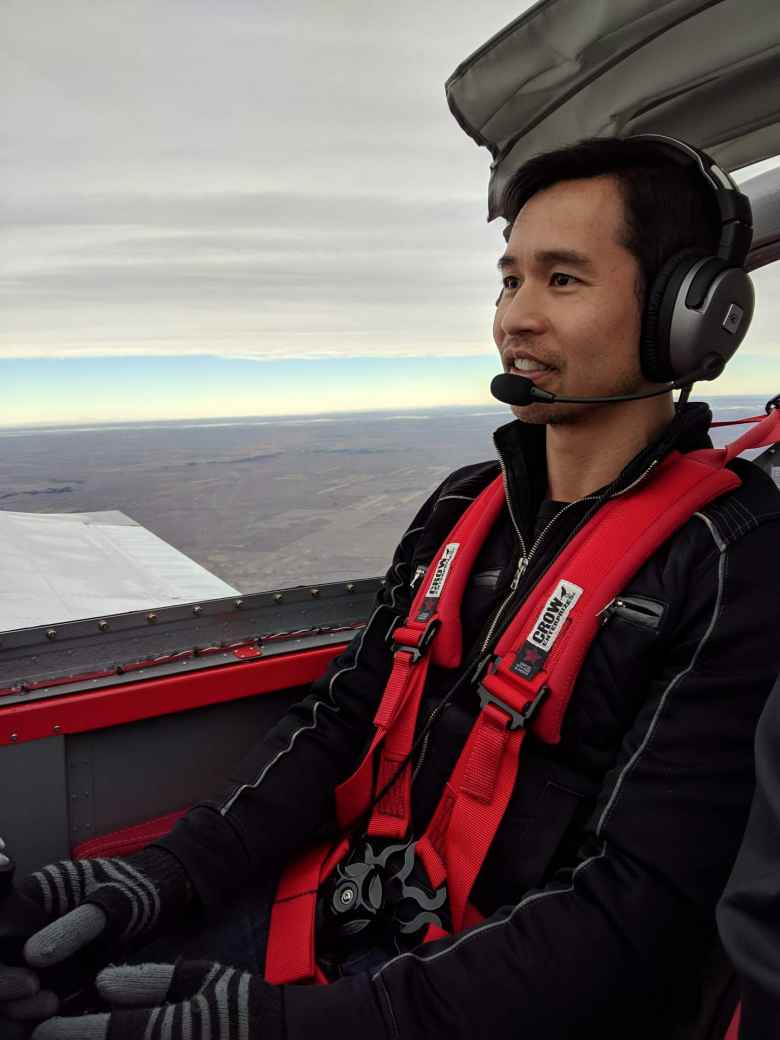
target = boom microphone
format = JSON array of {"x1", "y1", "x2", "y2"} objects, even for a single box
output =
[{"x1": 491, "y1": 356, "x2": 725, "y2": 408}]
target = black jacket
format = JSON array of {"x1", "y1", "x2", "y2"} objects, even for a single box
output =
[
  {"x1": 158, "y1": 403, "x2": 780, "y2": 1040},
  {"x1": 718, "y1": 675, "x2": 780, "y2": 1039}
]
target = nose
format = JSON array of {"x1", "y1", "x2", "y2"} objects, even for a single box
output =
[{"x1": 497, "y1": 283, "x2": 546, "y2": 339}]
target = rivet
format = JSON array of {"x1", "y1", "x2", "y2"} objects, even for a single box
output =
[
  {"x1": 192, "y1": 605, "x2": 202, "y2": 616},
  {"x1": 346, "y1": 583, "x2": 355, "y2": 593},
  {"x1": 10, "y1": 733, "x2": 18, "y2": 743},
  {"x1": 234, "y1": 599, "x2": 243, "y2": 609},
  {"x1": 147, "y1": 613, "x2": 157, "y2": 624},
  {"x1": 46, "y1": 629, "x2": 57, "y2": 641},
  {"x1": 274, "y1": 593, "x2": 284, "y2": 604},
  {"x1": 311, "y1": 588, "x2": 320, "y2": 598},
  {"x1": 53, "y1": 724, "x2": 61, "y2": 734},
  {"x1": 98, "y1": 620, "x2": 110, "y2": 633}
]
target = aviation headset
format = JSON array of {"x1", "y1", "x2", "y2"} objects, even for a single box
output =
[{"x1": 626, "y1": 133, "x2": 754, "y2": 386}]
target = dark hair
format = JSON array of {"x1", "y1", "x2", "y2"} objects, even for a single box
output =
[{"x1": 500, "y1": 137, "x2": 721, "y2": 299}]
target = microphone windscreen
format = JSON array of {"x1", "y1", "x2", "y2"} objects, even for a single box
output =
[{"x1": 490, "y1": 373, "x2": 535, "y2": 406}]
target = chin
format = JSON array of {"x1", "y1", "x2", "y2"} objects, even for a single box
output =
[{"x1": 511, "y1": 401, "x2": 599, "y2": 426}]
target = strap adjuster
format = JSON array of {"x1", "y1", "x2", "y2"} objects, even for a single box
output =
[
  {"x1": 387, "y1": 619, "x2": 440, "y2": 664},
  {"x1": 477, "y1": 683, "x2": 549, "y2": 731}
]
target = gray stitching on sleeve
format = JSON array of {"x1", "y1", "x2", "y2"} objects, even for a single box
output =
[
  {"x1": 718, "y1": 501, "x2": 739, "y2": 541},
  {"x1": 218, "y1": 513, "x2": 426, "y2": 818},
  {"x1": 694, "y1": 512, "x2": 726, "y2": 552},
  {"x1": 732, "y1": 497, "x2": 758, "y2": 534},
  {"x1": 219, "y1": 602, "x2": 386, "y2": 815},
  {"x1": 719, "y1": 500, "x2": 740, "y2": 542},
  {"x1": 372, "y1": 843, "x2": 606, "y2": 979},
  {"x1": 219, "y1": 699, "x2": 339, "y2": 816},
  {"x1": 388, "y1": 525, "x2": 424, "y2": 609},
  {"x1": 595, "y1": 526, "x2": 727, "y2": 836},
  {"x1": 435, "y1": 495, "x2": 476, "y2": 504},
  {"x1": 724, "y1": 499, "x2": 748, "y2": 539}
]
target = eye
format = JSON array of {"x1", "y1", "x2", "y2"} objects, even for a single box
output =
[
  {"x1": 501, "y1": 275, "x2": 520, "y2": 291},
  {"x1": 549, "y1": 272, "x2": 578, "y2": 287}
]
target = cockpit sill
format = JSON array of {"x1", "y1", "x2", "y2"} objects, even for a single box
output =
[{"x1": 0, "y1": 577, "x2": 380, "y2": 709}]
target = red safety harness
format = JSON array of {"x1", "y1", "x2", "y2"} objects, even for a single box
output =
[{"x1": 266, "y1": 411, "x2": 780, "y2": 985}]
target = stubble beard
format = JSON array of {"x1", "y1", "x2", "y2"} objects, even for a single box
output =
[{"x1": 510, "y1": 368, "x2": 646, "y2": 426}]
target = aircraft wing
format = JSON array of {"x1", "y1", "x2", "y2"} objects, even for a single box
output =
[{"x1": 0, "y1": 509, "x2": 239, "y2": 631}]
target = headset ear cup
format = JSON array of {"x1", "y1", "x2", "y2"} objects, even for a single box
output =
[{"x1": 642, "y1": 249, "x2": 711, "y2": 383}]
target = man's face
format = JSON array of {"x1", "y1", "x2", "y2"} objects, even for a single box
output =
[{"x1": 493, "y1": 175, "x2": 647, "y2": 424}]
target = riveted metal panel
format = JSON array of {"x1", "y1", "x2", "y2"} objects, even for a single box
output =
[
  {"x1": 0, "y1": 736, "x2": 69, "y2": 877},
  {"x1": 65, "y1": 685, "x2": 303, "y2": 846},
  {"x1": 0, "y1": 577, "x2": 380, "y2": 695}
]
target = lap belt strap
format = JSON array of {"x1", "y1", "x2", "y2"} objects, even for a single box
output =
[{"x1": 266, "y1": 410, "x2": 780, "y2": 983}]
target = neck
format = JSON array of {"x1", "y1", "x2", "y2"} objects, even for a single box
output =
[{"x1": 544, "y1": 395, "x2": 675, "y2": 501}]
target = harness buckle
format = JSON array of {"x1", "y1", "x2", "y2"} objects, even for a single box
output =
[
  {"x1": 387, "y1": 618, "x2": 441, "y2": 664},
  {"x1": 477, "y1": 683, "x2": 549, "y2": 731}
]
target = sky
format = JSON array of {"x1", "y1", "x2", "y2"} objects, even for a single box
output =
[{"x1": 2, "y1": 0, "x2": 778, "y2": 426}]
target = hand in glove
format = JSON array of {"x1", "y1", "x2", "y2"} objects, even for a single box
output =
[
  {"x1": 21, "y1": 848, "x2": 192, "y2": 968},
  {"x1": 0, "y1": 965, "x2": 58, "y2": 1038},
  {"x1": 29, "y1": 959, "x2": 282, "y2": 1040},
  {"x1": 0, "y1": 848, "x2": 192, "y2": 1033}
]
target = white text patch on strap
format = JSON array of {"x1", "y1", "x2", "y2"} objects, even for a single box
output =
[
  {"x1": 425, "y1": 543, "x2": 460, "y2": 599},
  {"x1": 528, "y1": 579, "x2": 583, "y2": 653}
]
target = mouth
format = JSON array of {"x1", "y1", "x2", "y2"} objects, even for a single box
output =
[{"x1": 505, "y1": 355, "x2": 556, "y2": 380}]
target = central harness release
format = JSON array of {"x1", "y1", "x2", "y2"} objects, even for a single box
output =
[{"x1": 265, "y1": 411, "x2": 780, "y2": 985}]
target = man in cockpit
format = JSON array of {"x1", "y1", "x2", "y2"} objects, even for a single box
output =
[{"x1": 4, "y1": 136, "x2": 780, "y2": 1040}]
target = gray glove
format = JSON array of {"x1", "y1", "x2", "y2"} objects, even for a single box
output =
[
  {"x1": 0, "y1": 965, "x2": 59, "y2": 1037},
  {"x1": 30, "y1": 959, "x2": 282, "y2": 1040},
  {"x1": 0, "y1": 847, "x2": 192, "y2": 1034},
  {"x1": 22, "y1": 848, "x2": 192, "y2": 967}
]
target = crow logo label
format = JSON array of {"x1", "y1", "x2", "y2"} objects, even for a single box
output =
[
  {"x1": 528, "y1": 580, "x2": 583, "y2": 652},
  {"x1": 425, "y1": 543, "x2": 460, "y2": 599}
]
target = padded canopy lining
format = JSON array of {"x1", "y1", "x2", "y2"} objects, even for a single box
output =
[{"x1": 446, "y1": 0, "x2": 780, "y2": 221}]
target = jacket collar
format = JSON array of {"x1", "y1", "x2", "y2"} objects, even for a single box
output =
[{"x1": 492, "y1": 401, "x2": 714, "y2": 544}]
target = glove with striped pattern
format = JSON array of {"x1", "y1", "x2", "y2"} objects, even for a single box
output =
[
  {"x1": 21, "y1": 849, "x2": 193, "y2": 970},
  {"x1": 0, "y1": 848, "x2": 192, "y2": 1034},
  {"x1": 30, "y1": 959, "x2": 282, "y2": 1040}
]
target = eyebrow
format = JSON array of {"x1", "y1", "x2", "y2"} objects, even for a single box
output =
[{"x1": 497, "y1": 249, "x2": 595, "y2": 273}]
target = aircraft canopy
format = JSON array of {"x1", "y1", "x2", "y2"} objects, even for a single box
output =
[{"x1": 446, "y1": 0, "x2": 780, "y2": 220}]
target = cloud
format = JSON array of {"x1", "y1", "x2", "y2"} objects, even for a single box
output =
[{"x1": 2, "y1": 0, "x2": 778, "y2": 381}]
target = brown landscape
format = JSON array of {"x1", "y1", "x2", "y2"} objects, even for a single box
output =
[{"x1": 0, "y1": 399, "x2": 770, "y2": 595}]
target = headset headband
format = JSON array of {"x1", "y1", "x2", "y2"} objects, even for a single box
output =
[{"x1": 626, "y1": 133, "x2": 753, "y2": 266}]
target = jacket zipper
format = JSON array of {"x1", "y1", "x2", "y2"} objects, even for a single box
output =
[
  {"x1": 478, "y1": 448, "x2": 605, "y2": 654},
  {"x1": 478, "y1": 456, "x2": 659, "y2": 655},
  {"x1": 597, "y1": 594, "x2": 666, "y2": 630},
  {"x1": 411, "y1": 455, "x2": 659, "y2": 779},
  {"x1": 412, "y1": 460, "x2": 592, "y2": 778}
]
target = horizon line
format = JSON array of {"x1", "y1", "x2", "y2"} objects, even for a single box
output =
[{"x1": 1, "y1": 394, "x2": 770, "y2": 432}]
